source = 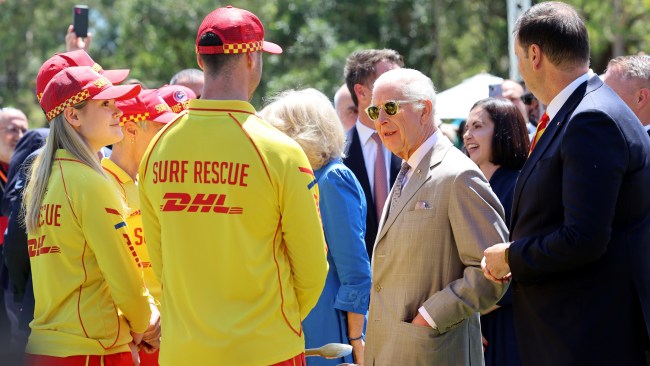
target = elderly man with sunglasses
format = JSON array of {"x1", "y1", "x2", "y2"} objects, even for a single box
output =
[{"x1": 363, "y1": 68, "x2": 509, "y2": 366}]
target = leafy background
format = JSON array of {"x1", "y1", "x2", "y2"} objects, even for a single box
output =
[{"x1": 1, "y1": 0, "x2": 648, "y2": 126}]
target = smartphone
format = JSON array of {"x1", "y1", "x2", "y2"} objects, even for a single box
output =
[
  {"x1": 488, "y1": 84, "x2": 503, "y2": 98},
  {"x1": 73, "y1": 5, "x2": 89, "y2": 38}
]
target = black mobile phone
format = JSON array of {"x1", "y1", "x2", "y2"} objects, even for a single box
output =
[
  {"x1": 488, "y1": 84, "x2": 503, "y2": 98},
  {"x1": 73, "y1": 5, "x2": 89, "y2": 38}
]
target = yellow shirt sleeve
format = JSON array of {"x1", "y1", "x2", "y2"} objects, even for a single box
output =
[{"x1": 79, "y1": 173, "x2": 151, "y2": 333}]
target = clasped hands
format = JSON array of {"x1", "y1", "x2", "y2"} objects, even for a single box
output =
[{"x1": 481, "y1": 242, "x2": 512, "y2": 284}]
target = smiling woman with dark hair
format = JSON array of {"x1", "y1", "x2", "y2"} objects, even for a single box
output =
[{"x1": 463, "y1": 97, "x2": 529, "y2": 366}]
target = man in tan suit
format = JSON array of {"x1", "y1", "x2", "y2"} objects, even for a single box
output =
[{"x1": 364, "y1": 68, "x2": 509, "y2": 365}]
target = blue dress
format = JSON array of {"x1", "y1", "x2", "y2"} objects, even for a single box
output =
[
  {"x1": 303, "y1": 159, "x2": 371, "y2": 366},
  {"x1": 481, "y1": 166, "x2": 522, "y2": 366}
]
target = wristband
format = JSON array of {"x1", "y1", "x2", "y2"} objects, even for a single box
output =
[
  {"x1": 349, "y1": 333, "x2": 365, "y2": 341},
  {"x1": 505, "y1": 247, "x2": 510, "y2": 265}
]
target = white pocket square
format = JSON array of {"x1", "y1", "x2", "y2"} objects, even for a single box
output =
[{"x1": 415, "y1": 201, "x2": 431, "y2": 210}]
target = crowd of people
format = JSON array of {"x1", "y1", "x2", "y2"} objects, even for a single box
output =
[{"x1": 0, "y1": 1, "x2": 649, "y2": 365}]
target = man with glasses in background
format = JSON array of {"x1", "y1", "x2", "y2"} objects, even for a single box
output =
[
  {"x1": 0, "y1": 107, "x2": 28, "y2": 360},
  {"x1": 363, "y1": 68, "x2": 508, "y2": 365},
  {"x1": 501, "y1": 80, "x2": 538, "y2": 139},
  {"x1": 342, "y1": 49, "x2": 404, "y2": 261}
]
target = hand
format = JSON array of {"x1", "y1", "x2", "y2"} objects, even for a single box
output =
[
  {"x1": 482, "y1": 242, "x2": 512, "y2": 283},
  {"x1": 482, "y1": 335, "x2": 488, "y2": 353},
  {"x1": 130, "y1": 330, "x2": 144, "y2": 346},
  {"x1": 128, "y1": 341, "x2": 140, "y2": 366},
  {"x1": 140, "y1": 304, "x2": 161, "y2": 353},
  {"x1": 410, "y1": 312, "x2": 430, "y2": 327},
  {"x1": 65, "y1": 24, "x2": 92, "y2": 52},
  {"x1": 350, "y1": 338, "x2": 364, "y2": 366}
]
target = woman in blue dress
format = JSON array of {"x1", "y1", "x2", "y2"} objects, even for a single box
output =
[
  {"x1": 463, "y1": 97, "x2": 530, "y2": 366},
  {"x1": 262, "y1": 88, "x2": 371, "y2": 366}
]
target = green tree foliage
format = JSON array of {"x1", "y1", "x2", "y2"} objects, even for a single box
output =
[{"x1": 0, "y1": 0, "x2": 648, "y2": 126}]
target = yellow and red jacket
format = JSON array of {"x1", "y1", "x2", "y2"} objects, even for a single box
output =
[
  {"x1": 27, "y1": 149, "x2": 151, "y2": 357},
  {"x1": 102, "y1": 158, "x2": 162, "y2": 303},
  {"x1": 138, "y1": 99, "x2": 328, "y2": 366}
]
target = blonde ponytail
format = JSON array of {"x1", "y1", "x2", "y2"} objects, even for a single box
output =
[{"x1": 24, "y1": 103, "x2": 107, "y2": 234}]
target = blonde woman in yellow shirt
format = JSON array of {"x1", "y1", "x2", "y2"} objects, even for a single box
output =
[{"x1": 24, "y1": 66, "x2": 153, "y2": 366}]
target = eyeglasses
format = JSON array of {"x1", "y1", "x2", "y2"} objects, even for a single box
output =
[
  {"x1": 520, "y1": 93, "x2": 535, "y2": 106},
  {"x1": 365, "y1": 100, "x2": 420, "y2": 120},
  {"x1": 2, "y1": 125, "x2": 27, "y2": 135}
]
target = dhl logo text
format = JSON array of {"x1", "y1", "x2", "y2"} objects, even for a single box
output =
[
  {"x1": 28, "y1": 235, "x2": 61, "y2": 257},
  {"x1": 160, "y1": 192, "x2": 243, "y2": 214}
]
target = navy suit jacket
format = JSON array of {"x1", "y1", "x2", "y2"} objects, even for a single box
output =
[
  {"x1": 343, "y1": 127, "x2": 400, "y2": 258},
  {"x1": 509, "y1": 75, "x2": 650, "y2": 365}
]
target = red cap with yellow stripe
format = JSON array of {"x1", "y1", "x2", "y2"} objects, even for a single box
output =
[
  {"x1": 195, "y1": 6, "x2": 282, "y2": 55},
  {"x1": 117, "y1": 89, "x2": 179, "y2": 125},
  {"x1": 40, "y1": 66, "x2": 141, "y2": 122},
  {"x1": 36, "y1": 50, "x2": 129, "y2": 101}
]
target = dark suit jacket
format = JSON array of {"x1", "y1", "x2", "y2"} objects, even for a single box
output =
[
  {"x1": 342, "y1": 127, "x2": 400, "y2": 258},
  {"x1": 509, "y1": 75, "x2": 650, "y2": 366}
]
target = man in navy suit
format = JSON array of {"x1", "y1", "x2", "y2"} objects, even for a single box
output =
[
  {"x1": 342, "y1": 49, "x2": 403, "y2": 259},
  {"x1": 482, "y1": 2, "x2": 650, "y2": 365}
]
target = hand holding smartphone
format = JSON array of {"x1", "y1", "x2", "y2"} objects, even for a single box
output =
[
  {"x1": 488, "y1": 84, "x2": 503, "y2": 98},
  {"x1": 73, "y1": 5, "x2": 89, "y2": 38}
]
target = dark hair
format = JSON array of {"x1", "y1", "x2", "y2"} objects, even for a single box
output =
[
  {"x1": 344, "y1": 49, "x2": 404, "y2": 107},
  {"x1": 470, "y1": 98, "x2": 529, "y2": 170},
  {"x1": 198, "y1": 33, "x2": 243, "y2": 77},
  {"x1": 514, "y1": 2, "x2": 589, "y2": 70}
]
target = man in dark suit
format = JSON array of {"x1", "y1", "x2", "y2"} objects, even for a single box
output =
[
  {"x1": 342, "y1": 49, "x2": 404, "y2": 258},
  {"x1": 482, "y1": 2, "x2": 650, "y2": 365},
  {"x1": 603, "y1": 55, "x2": 650, "y2": 137}
]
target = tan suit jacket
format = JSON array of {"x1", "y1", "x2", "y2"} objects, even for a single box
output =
[{"x1": 365, "y1": 137, "x2": 509, "y2": 366}]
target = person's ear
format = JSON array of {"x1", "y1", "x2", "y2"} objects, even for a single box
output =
[
  {"x1": 637, "y1": 88, "x2": 650, "y2": 109},
  {"x1": 354, "y1": 83, "x2": 370, "y2": 103},
  {"x1": 421, "y1": 100, "x2": 433, "y2": 124},
  {"x1": 246, "y1": 52, "x2": 258, "y2": 70},
  {"x1": 63, "y1": 106, "x2": 82, "y2": 128},
  {"x1": 124, "y1": 121, "x2": 138, "y2": 138},
  {"x1": 530, "y1": 44, "x2": 543, "y2": 70},
  {"x1": 196, "y1": 54, "x2": 204, "y2": 70}
]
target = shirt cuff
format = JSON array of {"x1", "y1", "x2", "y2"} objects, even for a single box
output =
[{"x1": 418, "y1": 306, "x2": 437, "y2": 329}]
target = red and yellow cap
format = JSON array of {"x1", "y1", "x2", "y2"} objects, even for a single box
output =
[
  {"x1": 117, "y1": 89, "x2": 178, "y2": 125},
  {"x1": 195, "y1": 5, "x2": 282, "y2": 55},
  {"x1": 36, "y1": 50, "x2": 129, "y2": 101},
  {"x1": 40, "y1": 66, "x2": 141, "y2": 122},
  {"x1": 156, "y1": 85, "x2": 196, "y2": 114}
]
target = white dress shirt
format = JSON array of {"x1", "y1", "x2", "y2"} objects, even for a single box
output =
[
  {"x1": 545, "y1": 72, "x2": 590, "y2": 121},
  {"x1": 356, "y1": 120, "x2": 392, "y2": 200}
]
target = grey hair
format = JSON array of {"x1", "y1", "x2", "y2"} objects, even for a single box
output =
[
  {"x1": 261, "y1": 88, "x2": 345, "y2": 170},
  {"x1": 607, "y1": 55, "x2": 650, "y2": 82},
  {"x1": 170, "y1": 68, "x2": 203, "y2": 85},
  {"x1": 373, "y1": 68, "x2": 436, "y2": 114},
  {"x1": 0, "y1": 107, "x2": 27, "y2": 123}
]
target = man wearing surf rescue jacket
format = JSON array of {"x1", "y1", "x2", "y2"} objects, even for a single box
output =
[{"x1": 138, "y1": 6, "x2": 328, "y2": 366}]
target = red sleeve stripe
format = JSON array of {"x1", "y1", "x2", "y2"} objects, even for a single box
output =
[{"x1": 105, "y1": 208, "x2": 121, "y2": 216}]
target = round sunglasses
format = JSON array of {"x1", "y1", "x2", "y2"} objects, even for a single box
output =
[{"x1": 365, "y1": 100, "x2": 420, "y2": 120}]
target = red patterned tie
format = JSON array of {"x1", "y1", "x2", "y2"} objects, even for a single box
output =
[{"x1": 529, "y1": 112, "x2": 550, "y2": 154}]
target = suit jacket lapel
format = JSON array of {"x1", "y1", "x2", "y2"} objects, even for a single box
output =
[
  {"x1": 375, "y1": 137, "x2": 451, "y2": 245},
  {"x1": 511, "y1": 76, "x2": 597, "y2": 230}
]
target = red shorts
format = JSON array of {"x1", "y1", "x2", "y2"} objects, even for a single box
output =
[
  {"x1": 271, "y1": 353, "x2": 306, "y2": 366},
  {"x1": 138, "y1": 348, "x2": 159, "y2": 366},
  {"x1": 24, "y1": 352, "x2": 132, "y2": 366}
]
